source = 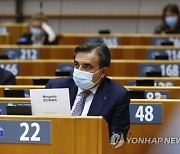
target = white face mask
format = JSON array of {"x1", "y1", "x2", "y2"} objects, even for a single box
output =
[
  {"x1": 31, "y1": 27, "x2": 43, "y2": 37},
  {"x1": 73, "y1": 68, "x2": 102, "y2": 90},
  {"x1": 165, "y1": 16, "x2": 178, "y2": 27}
]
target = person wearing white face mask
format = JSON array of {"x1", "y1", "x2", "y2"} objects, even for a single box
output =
[
  {"x1": 154, "y1": 4, "x2": 180, "y2": 34},
  {"x1": 46, "y1": 42, "x2": 130, "y2": 141},
  {"x1": 17, "y1": 13, "x2": 58, "y2": 45}
]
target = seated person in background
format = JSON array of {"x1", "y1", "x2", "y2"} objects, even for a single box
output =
[
  {"x1": 0, "y1": 67, "x2": 16, "y2": 85},
  {"x1": 46, "y1": 42, "x2": 130, "y2": 140},
  {"x1": 154, "y1": 4, "x2": 180, "y2": 34},
  {"x1": 17, "y1": 13, "x2": 58, "y2": 45}
]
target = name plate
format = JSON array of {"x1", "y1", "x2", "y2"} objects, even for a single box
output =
[
  {"x1": 57, "y1": 64, "x2": 74, "y2": 73},
  {"x1": 0, "y1": 103, "x2": 8, "y2": 115},
  {"x1": 139, "y1": 64, "x2": 180, "y2": 77},
  {"x1": 128, "y1": 80, "x2": 175, "y2": 86},
  {"x1": 0, "y1": 26, "x2": 8, "y2": 34},
  {"x1": 86, "y1": 37, "x2": 120, "y2": 46},
  {"x1": 154, "y1": 81, "x2": 175, "y2": 86},
  {"x1": 0, "y1": 120, "x2": 51, "y2": 144},
  {"x1": 2, "y1": 48, "x2": 40, "y2": 59},
  {"x1": 0, "y1": 63, "x2": 19, "y2": 76},
  {"x1": 145, "y1": 91, "x2": 169, "y2": 99},
  {"x1": 147, "y1": 49, "x2": 180, "y2": 60},
  {"x1": 152, "y1": 37, "x2": 180, "y2": 46},
  {"x1": 130, "y1": 104, "x2": 162, "y2": 123}
]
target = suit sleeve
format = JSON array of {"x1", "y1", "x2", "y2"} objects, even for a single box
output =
[{"x1": 109, "y1": 90, "x2": 130, "y2": 140}]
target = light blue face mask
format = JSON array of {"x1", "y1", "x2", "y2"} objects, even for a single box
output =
[
  {"x1": 31, "y1": 27, "x2": 43, "y2": 37},
  {"x1": 165, "y1": 16, "x2": 178, "y2": 27},
  {"x1": 73, "y1": 68, "x2": 102, "y2": 90}
]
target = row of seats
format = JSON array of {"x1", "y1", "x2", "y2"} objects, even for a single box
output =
[
  {"x1": 14, "y1": 76, "x2": 180, "y2": 86},
  {"x1": 0, "y1": 34, "x2": 179, "y2": 154},
  {"x1": 0, "y1": 59, "x2": 179, "y2": 76},
  {"x1": 0, "y1": 23, "x2": 29, "y2": 44},
  {"x1": 1, "y1": 98, "x2": 179, "y2": 154},
  {"x1": 0, "y1": 33, "x2": 179, "y2": 45},
  {"x1": 0, "y1": 22, "x2": 180, "y2": 153},
  {"x1": 0, "y1": 85, "x2": 179, "y2": 98},
  {"x1": 1, "y1": 22, "x2": 180, "y2": 46},
  {"x1": 0, "y1": 45, "x2": 180, "y2": 60}
]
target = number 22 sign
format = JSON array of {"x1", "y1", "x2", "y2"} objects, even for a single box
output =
[
  {"x1": 130, "y1": 104, "x2": 163, "y2": 124},
  {"x1": 0, "y1": 120, "x2": 51, "y2": 144}
]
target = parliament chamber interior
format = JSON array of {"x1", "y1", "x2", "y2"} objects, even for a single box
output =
[{"x1": 0, "y1": 0, "x2": 180, "y2": 154}]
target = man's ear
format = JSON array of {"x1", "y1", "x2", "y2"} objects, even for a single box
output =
[{"x1": 101, "y1": 67, "x2": 108, "y2": 77}]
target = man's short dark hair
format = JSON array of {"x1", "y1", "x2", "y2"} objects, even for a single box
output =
[{"x1": 73, "y1": 42, "x2": 111, "y2": 68}]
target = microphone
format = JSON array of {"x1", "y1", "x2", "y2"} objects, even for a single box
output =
[{"x1": 40, "y1": 1, "x2": 43, "y2": 13}]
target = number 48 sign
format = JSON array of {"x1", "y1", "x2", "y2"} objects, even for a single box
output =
[
  {"x1": 135, "y1": 106, "x2": 154, "y2": 122},
  {"x1": 130, "y1": 104, "x2": 162, "y2": 123}
]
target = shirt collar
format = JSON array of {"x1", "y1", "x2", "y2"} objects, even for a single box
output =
[{"x1": 77, "y1": 85, "x2": 99, "y2": 96}]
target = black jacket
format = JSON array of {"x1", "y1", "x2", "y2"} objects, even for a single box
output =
[
  {"x1": 17, "y1": 33, "x2": 59, "y2": 45},
  {"x1": 154, "y1": 23, "x2": 180, "y2": 34}
]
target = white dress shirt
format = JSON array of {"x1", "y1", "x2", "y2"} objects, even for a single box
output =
[{"x1": 71, "y1": 86, "x2": 99, "y2": 116}]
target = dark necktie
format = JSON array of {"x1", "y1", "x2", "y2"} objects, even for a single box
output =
[{"x1": 71, "y1": 91, "x2": 91, "y2": 116}]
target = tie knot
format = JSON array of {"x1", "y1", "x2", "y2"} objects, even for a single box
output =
[{"x1": 81, "y1": 91, "x2": 91, "y2": 99}]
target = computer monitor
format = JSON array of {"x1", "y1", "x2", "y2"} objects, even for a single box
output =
[
  {"x1": 33, "y1": 78, "x2": 49, "y2": 85},
  {"x1": 0, "y1": 55, "x2": 9, "y2": 59},
  {"x1": 98, "y1": 29, "x2": 111, "y2": 34},
  {"x1": 136, "y1": 79, "x2": 154, "y2": 86},
  {"x1": 6, "y1": 104, "x2": 32, "y2": 115},
  {"x1": 146, "y1": 71, "x2": 162, "y2": 77},
  {"x1": 155, "y1": 55, "x2": 169, "y2": 60},
  {"x1": 161, "y1": 41, "x2": 174, "y2": 46},
  {"x1": 55, "y1": 69, "x2": 71, "y2": 76},
  {"x1": 129, "y1": 90, "x2": 145, "y2": 99},
  {"x1": 3, "y1": 89, "x2": 25, "y2": 97}
]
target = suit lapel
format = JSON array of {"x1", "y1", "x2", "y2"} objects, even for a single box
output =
[
  {"x1": 69, "y1": 81, "x2": 78, "y2": 109},
  {"x1": 88, "y1": 78, "x2": 110, "y2": 116}
]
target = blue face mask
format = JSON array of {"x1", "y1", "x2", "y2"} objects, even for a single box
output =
[
  {"x1": 31, "y1": 27, "x2": 43, "y2": 37},
  {"x1": 73, "y1": 68, "x2": 102, "y2": 90},
  {"x1": 165, "y1": 16, "x2": 178, "y2": 27}
]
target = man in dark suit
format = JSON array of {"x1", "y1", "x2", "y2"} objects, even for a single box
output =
[
  {"x1": 0, "y1": 68, "x2": 16, "y2": 85},
  {"x1": 46, "y1": 42, "x2": 130, "y2": 140}
]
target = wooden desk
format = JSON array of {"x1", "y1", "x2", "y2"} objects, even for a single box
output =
[
  {"x1": 0, "y1": 85, "x2": 44, "y2": 97},
  {"x1": 58, "y1": 33, "x2": 180, "y2": 45},
  {"x1": 0, "y1": 45, "x2": 180, "y2": 60},
  {"x1": 1, "y1": 59, "x2": 180, "y2": 76},
  {"x1": 111, "y1": 76, "x2": 180, "y2": 86},
  {"x1": 0, "y1": 97, "x2": 179, "y2": 103},
  {"x1": 0, "y1": 85, "x2": 179, "y2": 99},
  {"x1": 125, "y1": 86, "x2": 180, "y2": 99},
  {"x1": 0, "y1": 34, "x2": 9, "y2": 44},
  {"x1": 16, "y1": 76, "x2": 56, "y2": 85},
  {"x1": 0, "y1": 99, "x2": 180, "y2": 154},
  {"x1": 16, "y1": 76, "x2": 180, "y2": 86},
  {"x1": 0, "y1": 23, "x2": 29, "y2": 44},
  {"x1": 0, "y1": 13, "x2": 162, "y2": 19}
]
